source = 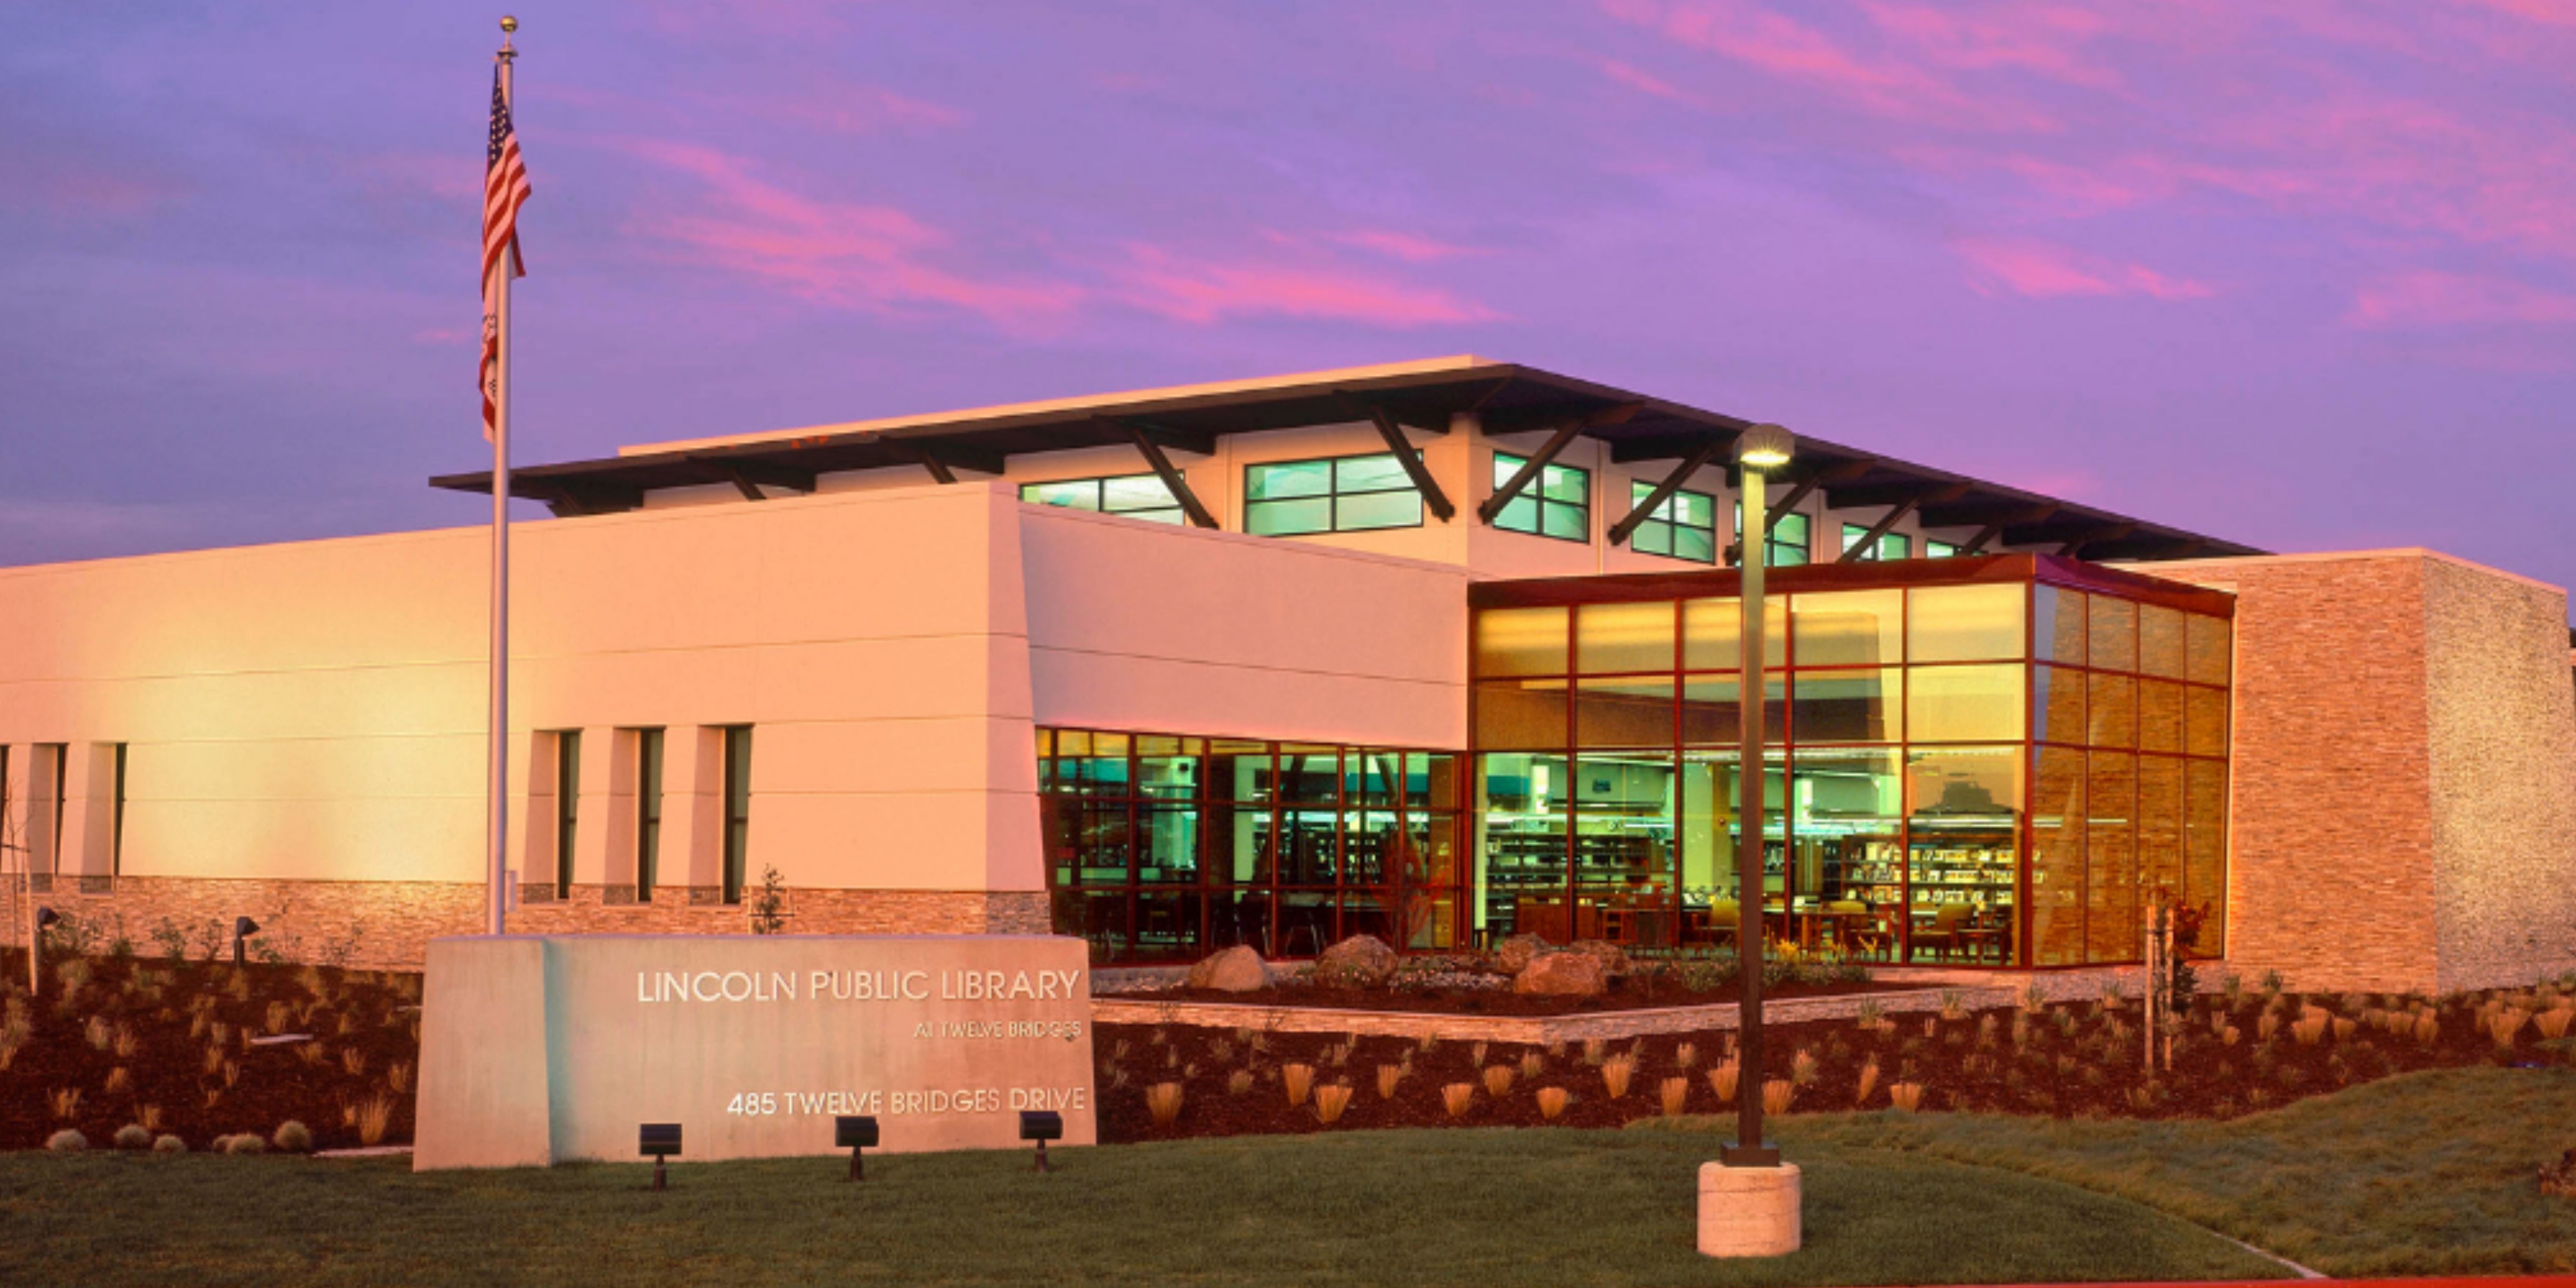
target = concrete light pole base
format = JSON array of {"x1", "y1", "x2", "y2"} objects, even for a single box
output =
[{"x1": 1697, "y1": 1161, "x2": 1802, "y2": 1257}]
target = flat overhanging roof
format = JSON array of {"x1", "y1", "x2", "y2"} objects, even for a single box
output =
[{"x1": 430, "y1": 356, "x2": 2263, "y2": 562}]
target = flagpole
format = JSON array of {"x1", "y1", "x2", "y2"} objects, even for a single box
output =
[{"x1": 486, "y1": 15, "x2": 519, "y2": 937}]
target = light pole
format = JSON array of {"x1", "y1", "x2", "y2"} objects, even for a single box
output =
[
  {"x1": 1698, "y1": 424, "x2": 1801, "y2": 1260},
  {"x1": 1724, "y1": 422, "x2": 1792, "y2": 1169}
]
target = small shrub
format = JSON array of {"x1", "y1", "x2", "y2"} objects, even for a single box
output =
[
  {"x1": 1314, "y1": 1084, "x2": 1353, "y2": 1125},
  {"x1": 222, "y1": 1133, "x2": 267, "y2": 1155},
  {"x1": 1537, "y1": 1086, "x2": 1569, "y2": 1120},
  {"x1": 1706, "y1": 1060, "x2": 1741, "y2": 1104},
  {"x1": 341, "y1": 1048, "x2": 368, "y2": 1077},
  {"x1": 1760, "y1": 1078, "x2": 1795, "y2": 1115},
  {"x1": 84, "y1": 1014, "x2": 113, "y2": 1050},
  {"x1": 2257, "y1": 1011, "x2": 2282, "y2": 1041},
  {"x1": 264, "y1": 1001, "x2": 292, "y2": 1035},
  {"x1": 1483, "y1": 1064, "x2": 1515, "y2": 1098},
  {"x1": 1375, "y1": 1063, "x2": 1404, "y2": 1099},
  {"x1": 297, "y1": 1043, "x2": 328, "y2": 1067},
  {"x1": 2332, "y1": 1016, "x2": 2357, "y2": 1041},
  {"x1": 1440, "y1": 1083, "x2": 1475, "y2": 1118},
  {"x1": 1581, "y1": 1037, "x2": 1607, "y2": 1066},
  {"x1": 2492, "y1": 1008, "x2": 2532, "y2": 1048},
  {"x1": 1226, "y1": 1069, "x2": 1254, "y2": 1096},
  {"x1": 356, "y1": 1095, "x2": 395, "y2": 1147},
  {"x1": 104, "y1": 1066, "x2": 133, "y2": 1094},
  {"x1": 1789, "y1": 1048, "x2": 1819, "y2": 1087},
  {"x1": 1854, "y1": 999, "x2": 1886, "y2": 1030},
  {"x1": 1673, "y1": 1041, "x2": 1699, "y2": 1069},
  {"x1": 139, "y1": 1104, "x2": 164, "y2": 1131},
  {"x1": 1887, "y1": 1081, "x2": 1924, "y2": 1112},
  {"x1": 1600, "y1": 1053, "x2": 1637, "y2": 1099},
  {"x1": 152, "y1": 1134, "x2": 186, "y2": 1154},
  {"x1": 48, "y1": 1087, "x2": 82, "y2": 1120},
  {"x1": 1281, "y1": 1063, "x2": 1315, "y2": 1108},
  {"x1": 47, "y1": 1130, "x2": 88, "y2": 1153},
  {"x1": 2538, "y1": 1007, "x2": 2576, "y2": 1040},
  {"x1": 1144, "y1": 1082, "x2": 1184, "y2": 1127},
  {"x1": 1520, "y1": 1050, "x2": 1546, "y2": 1080},
  {"x1": 1658, "y1": 1076, "x2": 1689, "y2": 1117},
  {"x1": 1938, "y1": 989, "x2": 1967, "y2": 1022},
  {"x1": 1854, "y1": 1058, "x2": 1882, "y2": 1107},
  {"x1": 2292, "y1": 1014, "x2": 2328, "y2": 1045},
  {"x1": 113, "y1": 1124, "x2": 152, "y2": 1150},
  {"x1": 2414, "y1": 1012, "x2": 2441, "y2": 1044},
  {"x1": 274, "y1": 1121, "x2": 313, "y2": 1153}
]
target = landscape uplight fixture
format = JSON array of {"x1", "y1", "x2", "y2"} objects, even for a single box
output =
[
  {"x1": 29, "y1": 907, "x2": 59, "y2": 996},
  {"x1": 639, "y1": 1122, "x2": 682, "y2": 1191},
  {"x1": 1723, "y1": 422, "x2": 1793, "y2": 1171},
  {"x1": 836, "y1": 1114, "x2": 879, "y2": 1182},
  {"x1": 231, "y1": 916, "x2": 260, "y2": 966},
  {"x1": 1019, "y1": 1110, "x2": 1063, "y2": 1173}
]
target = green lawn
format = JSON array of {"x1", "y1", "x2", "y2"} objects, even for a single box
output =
[
  {"x1": 0, "y1": 1130, "x2": 2276, "y2": 1288},
  {"x1": 1760, "y1": 1065, "x2": 2576, "y2": 1278},
  {"x1": 4, "y1": 1067, "x2": 2567, "y2": 1287}
]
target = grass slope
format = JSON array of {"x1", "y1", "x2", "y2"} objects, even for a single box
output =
[
  {"x1": 1742, "y1": 1066, "x2": 2576, "y2": 1276},
  {"x1": 0, "y1": 1129, "x2": 2278, "y2": 1288}
]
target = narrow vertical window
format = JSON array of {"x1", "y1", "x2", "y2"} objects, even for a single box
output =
[
  {"x1": 722, "y1": 726, "x2": 753, "y2": 905},
  {"x1": 555, "y1": 730, "x2": 581, "y2": 900},
  {"x1": 43, "y1": 744, "x2": 66, "y2": 875},
  {"x1": 636, "y1": 728, "x2": 664, "y2": 902},
  {"x1": 111, "y1": 744, "x2": 128, "y2": 877}
]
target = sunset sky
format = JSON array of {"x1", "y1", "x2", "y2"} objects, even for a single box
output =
[{"x1": 6, "y1": 2, "x2": 2573, "y2": 588}]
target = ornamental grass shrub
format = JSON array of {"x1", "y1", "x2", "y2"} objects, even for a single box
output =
[
  {"x1": 113, "y1": 1124, "x2": 151, "y2": 1150},
  {"x1": 151, "y1": 1134, "x2": 186, "y2": 1154},
  {"x1": 1313, "y1": 1084, "x2": 1352, "y2": 1125},
  {"x1": 46, "y1": 1130, "x2": 87, "y2": 1153},
  {"x1": 1280, "y1": 1063, "x2": 1314, "y2": 1108},
  {"x1": 1440, "y1": 1083, "x2": 1474, "y2": 1118},
  {"x1": 1658, "y1": 1076, "x2": 1689, "y2": 1117},
  {"x1": 1536, "y1": 1086, "x2": 1569, "y2": 1120},
  {"x1": 1482, "y1": 1065, "x2": 1514, "y2": 1099},
  {"x1": 273, "y1": 1121, "x2": 313, "y2": 1153},
  {"x1": 1706, "y1": 1060, "x2": 1740, "y2": 1104},
  {"x1": 1599, "y1": 1053, "x2": 1637, "y2": 1099}
]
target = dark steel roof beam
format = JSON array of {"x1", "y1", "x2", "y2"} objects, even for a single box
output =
[
  {"x1": 1110, "y1": 420, "x2": 1219, "y2": 529},
  {"x1": 1607, "y1": 435, "x2": 1730, "y2": 548},
  {"x1": 2057, "y1": 521, "x2": 2138, "y2": 561},
  {"x1": 1347, "y1": 398, "x2": 1455, "y2": 523},
  {"x1": 1478, "y1": 403, "x2": 1644, "y2": 524},
  {"x1": 1961, "y1": 503, "x2": 2058, "y2": 554},
  {"x1": 1834, "y1": 484, "x2": 1966, "y2": 564}
]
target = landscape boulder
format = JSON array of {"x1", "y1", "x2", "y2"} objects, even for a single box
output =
[
  {"x1": 1492, "y1": 933, "x2": 1551, "y2": 976},
  {"x1": 1187, "y1": 945, "x2": 1272, "y2": 993},
  {"x1": 1563, "y1": 938, "x2": 1633, "y2": 978},
  {"x1": 1512, "y1": 950, "x2": 1609, "y2": 997},
  {"x1": 1314, "y1": 934, "x2": 1399, "y2": 988}
]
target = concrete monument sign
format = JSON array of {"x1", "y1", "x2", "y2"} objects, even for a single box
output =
[{"x1": 414, "y1": 934, "x2": 1095, "y2": 1170}]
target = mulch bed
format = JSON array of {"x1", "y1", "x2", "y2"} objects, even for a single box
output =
[
  {"x1": 1117, "y1": 975, "x2": 1915, "y2": 1016},
  {"x1": 0, "y1": 950, "x2": 420, "y2": 1152},
  {"x1": 1095, "y1": 981, "x2": 2576, "y2": 1143}
]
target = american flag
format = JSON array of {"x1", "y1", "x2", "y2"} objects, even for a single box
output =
[{"x1": 481, "y1": 64, "x2": 531, "y2": 441}]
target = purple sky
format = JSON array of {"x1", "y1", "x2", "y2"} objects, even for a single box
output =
[{"x1": 6, "y1": 2, "x2": 2574, "y2": 593}]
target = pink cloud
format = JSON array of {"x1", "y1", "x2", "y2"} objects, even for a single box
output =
[
  {"x1": 1328, "y1": 230, "x2": 1483, "y2": 262},
  {"x1": 1596, "y1": 57, "x2": 1708, "y2": 108},
  {"x1": 1951, "y1": 237, "x2": 2216, "y2": 300},
  {"x1": 619, "y1": 139, "x2": 1081, "y2": 326},
  {"x1": 1857, "y1": 1, "x2": 2121, "y2": 89},
  {"x1": 698, "y1": 87, "x2": 967, "y2": 134},
  {"x1": 2461, "y1": 0, "x2": 2576, "y2": 25},
  {"x1": 2346, "y1": 270, "x2": 2576, "y2": 328},
  {"x1": 0, "y1": 160, "x2": 185, "y2": 217},
  {"x1": 1113, "y1": 244, "x2": 1500, "y2": 327},
  {"x1": 1600, "y1": 0, "x2": 2059, "y2": 130}
]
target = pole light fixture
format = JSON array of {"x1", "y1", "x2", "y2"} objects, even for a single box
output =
[
  {"x1": 1019, "y1": 1110, "x2": 1063, "y2": 1173},
  {"x1": 836, "y1": 1115, "x2": 879, "y2": 1182},
  {"x1": 231, "y1": 916, "x2": 260, "y2": 966},
  {"x1": 1723, "y1": 423, "x2": 1793, "y2": 1170},
  {"x1": 639, "y1": 1122, "x2": 681, "y2": 1190}
]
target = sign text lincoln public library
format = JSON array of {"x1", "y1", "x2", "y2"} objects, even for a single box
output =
[{"x1": 637, "y1": 966, "x2": 1088, "y2": 1005}]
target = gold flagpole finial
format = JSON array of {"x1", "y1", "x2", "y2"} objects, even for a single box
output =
[{"x1": 499, "y1": 15, "x2": 518, "y2": 59}]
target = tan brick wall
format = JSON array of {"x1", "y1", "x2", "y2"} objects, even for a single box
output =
[
  {"x1": 2155, "y1": 550, "x2": 2576, "y2": 995},
  {"x1": 10, "y1": 875, "x2": 1049, "y2": 970},
  {"x1": 2422, "y1": 558, "x2": 2576, "y2": 991}
]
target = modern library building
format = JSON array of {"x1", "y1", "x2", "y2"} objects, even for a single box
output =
[{"x1": 2, "y1": 357, "x2": 2570, "y2": 995}]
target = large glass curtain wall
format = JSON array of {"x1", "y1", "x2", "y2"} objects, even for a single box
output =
[
  {"x1": 1471, "y1": 573, "x2": 2231, "y2": 967},
  {"x1": 1039, "y1": 730, "x2": 1464, "y2": 964}
]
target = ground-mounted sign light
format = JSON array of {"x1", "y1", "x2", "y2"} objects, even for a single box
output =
[
  {"x1": 836, "y1": 1115, "x2": 879, "y2": 1182},
  {"x1": 1702, "y1": 422, "x2": 1804, "y2": 1259},
  {"x1": 231, "y1": 916, "x2": 260, "y2": 966},
  {"x1": 639, "y1": 1122, "x2": 681, "y2": 1191},
  {"x1": 29, "y1": 907, "x2": 59, "y2": 996},
  {"x1": 1019, "y1": 1110, "x2": 1062, "y2": 1173}
]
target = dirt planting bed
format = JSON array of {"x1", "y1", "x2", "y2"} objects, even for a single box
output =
[
  {"x1": 1094, "y1": 978, "x2": 2576, "y2": 1143},
  {"x1": 1122, "y1": 974, "x2": 1912, "y2": 1017},
  {"x1": 0, "y1": 950, "x2": 420, "y2": 1152}
]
